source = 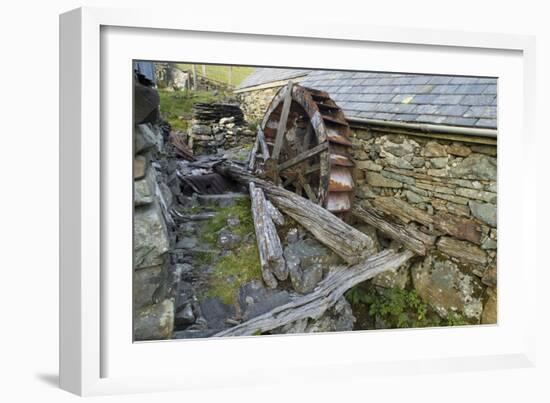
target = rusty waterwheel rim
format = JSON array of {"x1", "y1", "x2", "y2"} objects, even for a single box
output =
[{"x1": 251, "y1": 83, "x2": 355, "y2": 217}]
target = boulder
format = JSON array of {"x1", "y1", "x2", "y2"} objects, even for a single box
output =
[
  {"x1": 356, "y1": 160, "x2": 382, "y2": 171},
  {"x1": 430, "y1": 156, "x2": 449, "y2": 169},
  {"x1": 381, "y1": 139, "x2": 416, "y2": 157},
  {"x1": 134, "y1": 170, "x2": 154, "y2": 206},
  {"x1": 199, "y1": 297, "x2": 236, "y2": 329},
  {"x1": 286, "y1": 228, "x2": 299, "y2": 244},
  {"x1": 481, "y1": 264, "x2": 497, "y2": 287},
  {"x1": 135, "y1": 124, "x2": 162, "y2": 154},
  {"x1": 134, "y1": 82, "x2": 160, "y2": 124},
  {"x1": 481, "y1": 287, "x2": 497, "y2": 324},
  {"x1": 447, "y1": 143, "x2": 472, "y2": 157},
  {"x1": 134, "y1": 299, "x2": 174, "y2": 341},
  {"x1": 133, "y1": 265, "x2": 165, "y2": 309},
  {"x1": 288, "y1": 262, "x2": 324, "y2": 294},
  {"x1": 134, "y1": 201, "x2": 170, "y2": 269},
  {"x1": 217, "y1": 229, "x2": 242, "y2": 250},
  {"x1": 191, "y1": 124, "x2": 212, "y2": 135},
  {"x1": 372, "y1": 263, "x2": 410, "y2": 289},
  {"x1": 304, "y1": 297, "x2": 355, "y2": 333},
  {"x1": 469, "y1": 201, "x2": 497, "y2": 227},
  {"x1": 238, "y1": 281, "x2": 291, "y2": 321},
  {"x1": 411, "y1": 254, "x2": 484, "y2": 322},
  {"x1": 134, "y1": 155, "x2": 147, "y2": 179},
  {"x1": 436, "y1": 237, "x2": 487, "y2": 265},
  {"x1": 175, "y1": 303, "x2": 196, "y2": 328},
  {"x1": 284, "y1": 238, "x2": 340, "y2": 272},
  {"x1": 365, "y1": 171, "x2": 403, "y2": 188},
  {"x1": 422, "y1": 141, "x2": 447, "y2": 157},
  {"x1": 384, "y1": 153, "x2": 414, "y2": 170},
  {"x1": 450, "y1": 154, "x2": 497, "y2": 181}
]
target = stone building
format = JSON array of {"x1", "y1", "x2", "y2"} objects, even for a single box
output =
[{"x1": 236, "y1": 68, "x2": 498, "y2": 325}]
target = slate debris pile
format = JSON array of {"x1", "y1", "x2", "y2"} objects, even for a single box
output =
[{"x1": 189, "y1": 103, "x2": 255, "y2": 154}]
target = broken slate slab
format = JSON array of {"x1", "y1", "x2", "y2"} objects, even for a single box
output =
[
  {"x1": 238, "y1": 280, "x2": 291, "y2": 321},
  {"x1": 199, "y1": 297, "x2": 236, "y2": 329}
]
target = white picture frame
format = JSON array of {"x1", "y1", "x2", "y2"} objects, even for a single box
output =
[{"x1": 59, "y1": 6, "x2": 537, "y2": 396}]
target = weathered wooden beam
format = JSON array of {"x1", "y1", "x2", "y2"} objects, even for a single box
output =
[
  {"x1": 278, "y1": 142, "x2": 329, "y2": 172},
  {"x1": 372, "y1": 196, "x2": 433, "y2": 227},
  {"x1": 352, "y1": 204, "x2": 435, "y2": 256},
  {"x1": 249, "y1": 183, "x2": 287, "y2": 288},
  {"x1": 266, "y1": 200, "x2": 285, "y2": 226},
  {"x1": 257, "y1": 128, "x2": 270, "y2": 161},
  {"x1": 247, "y1": 134, "x2": 260, "y2": 171},
  {"x1": 271, "y1": 81, "x2": 294, "y2": 161},
  {"x1": 214, "y1": 249, "x2": 414, "y2": 337},
  {"x1": 372, "y1": 196, "x2": 482, "y2": 245},
  {"x1": 297, "y1": 174, "x2": 318, "y2": 203},
  {"x1": 215, "y1": 162, "x2": 377, "y2": 264}
]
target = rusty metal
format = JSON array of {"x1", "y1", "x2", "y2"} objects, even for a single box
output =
[{"x1": 250, "y1": 83, "x2": 355, "y2": 215}]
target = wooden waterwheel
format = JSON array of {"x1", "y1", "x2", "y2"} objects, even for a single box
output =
[{"x1": 248, "y1": 82, "x2": 355, "y2": 217}]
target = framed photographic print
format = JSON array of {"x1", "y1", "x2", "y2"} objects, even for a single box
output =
[{"x1": 60, "y1": 6, "x2": 536, "y2": 396}]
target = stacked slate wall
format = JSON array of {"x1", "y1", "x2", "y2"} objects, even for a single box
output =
[
  {"x1": 133, "y1": 123, "x2": 175, "y2": 340},
  {"x1": 351, "y1": 127, "x2": 497, "y2": 324}
]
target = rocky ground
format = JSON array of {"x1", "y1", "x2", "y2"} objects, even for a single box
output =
[
  {"x1": 134, "y1": 94, "x2": 496, "y2": 341},
  {"x1": 134, "y1": 122, "x2": 358, "y2": 340}
]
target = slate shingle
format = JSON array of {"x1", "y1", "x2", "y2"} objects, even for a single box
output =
[{"x1": 238, "y1": 68, "x2": 497, "y2": 129}]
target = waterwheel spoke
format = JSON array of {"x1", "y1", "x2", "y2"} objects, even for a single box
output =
[
  {"x1": 278, "y1": 142, "x2": 328, "y2": 172},
  {"x1": 257, "y1": 83, "x2": 354, "y2": 216},
  {"x1": 271, "y1": 81, "x2": 294, "y2": 161},
  {"x1": 297, "y1": 173, "x2": 318, "y2": 203}
]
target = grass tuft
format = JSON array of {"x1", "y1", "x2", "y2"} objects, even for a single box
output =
[{"x1": 199, "y1": 198, "x2": 261, "y2": 305}]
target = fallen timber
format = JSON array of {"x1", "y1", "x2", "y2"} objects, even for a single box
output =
[
  {"x1": 214, "y1": 249, "x2": 414, "y2": 337},
  {"x1": 249, "y1": 182, "x2": 287, "y2": 288},
  {"x1": 214, "y1": 161, "x2": 377, "y2": 264},
  {"x1": 352, "y1": 204, "x2": 435, "y2": 256}
]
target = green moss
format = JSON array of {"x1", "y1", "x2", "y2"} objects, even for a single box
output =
[
  {"x1": 445, "y1": 312, "x2": 469, "y2": 326},
  {"x1": 200, "y1": 198, "x2": 254, "y2": 246},
  {"x1": 198, "y1": 198, "x2": 261, "y2": 305},
  {"x1": 195, "y1": 251, "x2": 214, "y2": 265},
  {"x1": 205, "y1": 242, "x2": 261, "y2": 305}
]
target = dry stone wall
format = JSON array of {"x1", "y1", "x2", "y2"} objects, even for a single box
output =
[
  {"x1": 237, "y1": 86, "x2": 280, "y2": 124},
  {"x1": 351, "y1": 127, "x2": 497, "y2": 325},
  {"x1": 133, "y1": 123, "x2": 175, "y2": 341}
]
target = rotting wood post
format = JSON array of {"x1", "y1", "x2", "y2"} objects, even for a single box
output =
[
  {"x1": 192, "y1": 65, "x2": 197, "y2": 90},
  {"x1": 249, "y1": 183, "x2": 287, "y2": 288}
]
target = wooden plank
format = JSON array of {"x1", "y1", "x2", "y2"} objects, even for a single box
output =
[
  {"x1": 352, "y1": 205, "x2": 435, "y2": 256},
  {"x1": 271, "y1": 81, "x2": 294, "y2": 161},
  {"x1": 257, "y1": 128, "x2": 270, "y2": 160},
  {"x1": 249, "y1": 183, "x2": 287, "y2": 287},
  {"x1": 215, "y1": 162, "x2": 377, "y2": 264},
  {"x1": 372, "y1": 196, "x2": 433, "y2": 226},
  {"x1": 303, "y1": 123, "x2": 314, "y2": 151},
  {"x1": 278, "y1": 142, "x2": 329, "y2": 172},
  {"x1": 214, "y1": 249, "x2": 414, "y2": 337},
  {"x1": 298, "y1": 174, "x2": 318, "y2": 203},
  {"x1": 247, "y1": 134, "x2": 260, "y2": 171}
]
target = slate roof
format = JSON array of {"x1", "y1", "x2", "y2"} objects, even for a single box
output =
[
  {"x1": 237, "y1": 68, "x2": 311, "y2": 89},
  {"x1": 238, "y1": 68, "x2": 497, "y2": 129}
]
